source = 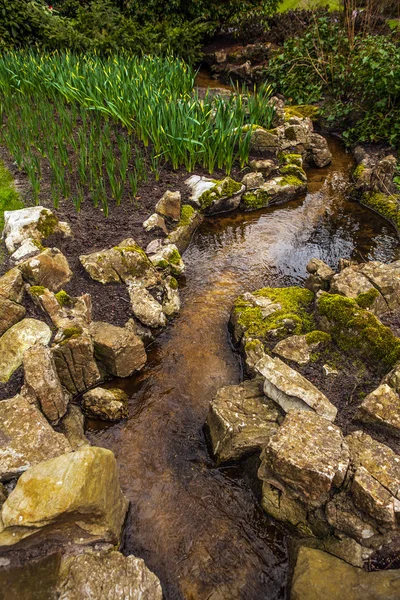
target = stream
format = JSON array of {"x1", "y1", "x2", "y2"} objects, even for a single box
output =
[{"x1": 88, "y1": 139, "x2": 400, "y2": 599}]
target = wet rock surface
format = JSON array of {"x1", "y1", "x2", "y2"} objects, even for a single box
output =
[{"x1": 82, "y1": 387, "x2": 129, "y2": 421}]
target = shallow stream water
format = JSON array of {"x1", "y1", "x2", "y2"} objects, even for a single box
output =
[{"x1": 88, "y1": 139, "x2": 400, "y2": 600}]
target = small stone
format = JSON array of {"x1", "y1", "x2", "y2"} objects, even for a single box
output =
[
  {"x1": 58, "y1": 550, "x2": 163, "y2": 600},
  {"x1": 241, "y1": 172, "x2": 264, "y2": 190},
  {"x1": 273, "y1": 334, "x2": 319, "y2": 366},
  {"x1": 9, "y1": 239, "x2": 40, "y2": 264},
  {"x1": 162, "y1": 276, "x2": 181, "y2": 317},
  {"x1": 52, "y1": 333, "x2": 101, "y2": 396},
  {"x1": 89, "y1": 321, "x2": 146, "y2": 378},
  {"x1": 143, "y1": 213, "x2": 168, "y2": 236},
  {"x1": 310, "y1": 133, "x2": 332, "y2": 168},
  {"x1": 0, "y1": 447, "x2": 128, "y2": 546},
  {"x1": 145, "y1": 239, "x2": 164, "y2": 255},
  {"x1": 82, "y1": 387, "x2": 129, "y2": 421},
  {"x1": 258, "y1": 411, "x2": 349, "y2": 508},
  {"x1": 3, "y1": 207, "x2": 61, "y2": 254},
  {"x1": 18, "y1": 248, "x2": 72, "y2": 292},
  {"x1": 23, "y1": 344, "x2": 70, "y2": 423},
  {"x1": 291, "y1": 547, "x2": 400, "y2": 600},
  {"x1": 255, "y1": 353, "x2": 337, "y2": 422},
  {"x1": 249, "y1": 159, "x2": 278, "y2": 175},
  {"x1": 356, "y1": 384, "x2": 400, "y2": 438},
  {"x1": 0, "y1": 394, "x2": 71, "y2": 481},
  {"x1": 0, "y1": 318, "x2": 51, "y2": 383},
  {"x1": 351, "y1": 466, "x2": 395, "y2": 525},
  {"x1": 185, "y1": 175, "x2": 244, "y2": 215},
  {"x1": 149, "y1": 244, "x2": 185, "y2": 276},
  {"x1": 323, "y1": 364, "x2": 339, "y2": 376},
  {"x1": 58, "y1": 404, "x2": 89, "y2": 450},
  {"x1": 305, "y1": 258, "x2": 334, "y2": 293},
  {"x1": 207, "y1": 380, "x2": 281, "y2": 463},
  {"x1": 155, "y1": 190, "x2": 181, "y2": 222},
  {"x1": 127, "y1": 280, "x2": 167, "y2": 328},
  {"x1": 325, "y1": 492, "x2": 379, "y2": 543},
  {"x1": 29, "y1": 287, "x2": 92, "y2": 331}
]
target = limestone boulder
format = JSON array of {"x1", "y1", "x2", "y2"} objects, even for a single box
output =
[
  {"x1": 325, "y1": 492, "x2": 379, "y2": 544},
  {"x1": 0, "y1": 318, "x2": 51, "y2": 383},
  {"x1": 359, "y1": 260, "x2": 400, "y2": 312},
  {"x1": 149, "y1": 244, "x2": 185, "y2": 276},
  {"x1": 255, "y1": 353, "x2": 337, "y2": 422},
  {"x1": 162, "y1": 276, "x2": 181, "y2": 317},
  {"x1": 259, "y1": 411, "x2": 349, "y2": 508},
  {"x1": 89, "y1": 321, "x2": 146, "y2": 378},
  {"x1": 29, "y1": 287, "x2": 92, "y2": 331},
  {"x1": 155, "y1": 190, "x2": 181, "y2": 222},
  {"x1": 0, "y1": 268, "x2": 24, "y2": 303},
  {"x1": 206, "y1": 380, "x2": 282, "y2": 463},
  {"x1": 82, "y1": 387, "x2": 129, "y2": 421},
  {"x1": 18, "y1": 248, "x2": 72, "y2": 292},
  {"x1": 58, "y1": 550, "x2": 163, "y2": 600},
  {"x1": 142, "y1": 213, "x2": 168, "y2": 236},
  {"x1": 52, "y1": 333, "x2": 101, "y2": 396},
  {"x1": 241, "y1": 172, "x2": 264, "y2": 190},
  {"x1": 0, "y1": 394, "x2": 71, "y2": 481},
  {"x1": 356, "y1": 384, "x2": 400, "y2": 438},
  {"x1": 0, "y1": 447, "x2": 128, "y2": 546},
  {"x1": 185, "y1": 175, "x2": 244, "y2": 215},
  {"x1": 80, "y1": 239, "x2": 159, "y2": 287},
  {"x1": 127, "y1": 280, "x2": 167, "y2": 328},
  {"x1": 23, "y1": 344, "x2": 71, "y2": 423},
  {"x1": 291, "y1": 547, "x2": 400, "y2": 600},
  {"x1": 241, "y1": 175, "x2": 307, "y2": 212},
  {"x1": 3, "y1": 206, "x2": 69, "y2": 254},
  {"x1": 58, "y1": 405, "x2": 89, "y2": 450},
  {"x1": 0, "y1": 295, "x2": 25, "y2": 337}
]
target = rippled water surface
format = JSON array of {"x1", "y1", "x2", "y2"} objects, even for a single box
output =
[{"x1": 89, "y1": 140, "x2": 400, "y2": 600}]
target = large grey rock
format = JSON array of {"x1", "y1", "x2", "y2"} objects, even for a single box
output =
[
  {"x1": 0, "y1": 394, "x2": 71, "y2": 481},
  {"x1": 0, "y1": 318, "x2": 52, "y2": 383},
  {"x1": 3, "y1": 206, "x2": 70, "y2": 254},
  {"x1": 23, "y1": 344, "x2": 70, "y2": 423},
  {"x1": 80, "y1": 239, "x2": 159, "y2": 287},
  {"x1": 89, "y1": 321, "x2": 146, "y2": 378},
  {"x1": 52, "y1": 333, "x2": 101, "y2": 396},
  {"x1": 291, "y1": 547, "x2": 400, "y2": 600},
  {"x1": 82, "y1": 387, "x2": 129, "y2": 421},
  {"x1": 18, "y1": 248, "x2": 73, "y2": 292},
  {"x1": 155, "y1": 190, "x2": 181, "y2": 222},
  {"x1": 356, "y1": 384, "x2": 400, "y2": 438},
  {"x1": 255, "y1": 353, "x2": 337, "y2": 422},
  {"x1": 185, "y1": 175, "x2": 244, "y2": 215},
  {"x1": 127, "y1": 280, "x2": 167, "y2": 328},
  {"x1": 259, "y1": 411, "x2": 349, "y2": 508},
  {"x1": 206, "y1": 380, "x2": 281, "y2": 463},
  {"x1": 58, "y1": 550, "x2": 163, "y2": 600},
  {"x1": 0, "y1": 447, "x2": 128, "y2": 546}
]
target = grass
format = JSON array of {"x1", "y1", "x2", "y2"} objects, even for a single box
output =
[
  {"x1": 278, "y1": 0, "x2": 340, "y2": 11},
  {"x1": 0, "y1": 161, "x2": 24, "y2": 231},
  {"x1": 0, "y1": 50, "x2": 276, "y2": 215}
]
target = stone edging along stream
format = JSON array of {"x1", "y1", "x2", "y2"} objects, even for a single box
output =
[{"x1": 0, "y1": 101, "x2": 399, "y2": 597}]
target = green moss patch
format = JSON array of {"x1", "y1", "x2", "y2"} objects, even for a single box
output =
[
  {"x1": 356, "y1": 288, "x2": 380, "y2": 309},
  {"x1": 279, "y1": 153, "x2": 303, "y2": 167},
  {"x1": 317, "y1": 292, "x2": 400, "y2": 369},
  {"x1": 198, "y1": 177, "x2": 242, "y2": 211},
  {"x1": 361, "y1": 191, "x2": 400, "y2": 232},
  {"x1": 234, "y1": 286, "x2": 315, "y2": 342},
  {"x1": 37, "y1": 210, "x2": 59, "y2": 239},
  {"x1": 278, "y1": 174, "x2": 304, "y2": 187},
  {"x1": 305, "y1": 330, "x2": 331, "y2": 345},
  {"x1": 178, "y1": 204, "x2": 195, "y2": 227},
  {"x1": 284, "y1": 105, "x2": 319, "y2": 121},
  {"x1": 29, "y1": 285, "x2": 47, "y2": 296},
  {"x1": 241, "y1": 190, "x2": 270, "y2": 211},
  {"x1": 0, "y1": 161, "x2": 24, "y2": 232},
  {"x1": 55, "y1": 290, "x2": 72, "y2": 306},
  {"x1": 353, "y1": 163, "x2": 366, "y2": 180},
  {"x1": 280, "y1": 164, "x2": 307, "y2": 181}
]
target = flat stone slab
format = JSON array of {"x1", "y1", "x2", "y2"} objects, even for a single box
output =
[
  {"x1": 291, "y1": 547, "x2": 400, "y2": 600},
  {"x1": 0, "y1": 318, "x2": 51, "y2": 383},
  {"x1": 206, "y1": 380, "x2": 282, "y2": 463},
  {"x1": 58, "y1": 550, "x2": 163, "y2": 600},
  {"x1": 0, "y1": 447, "x2": 128, "y2": 546},
  {"x1": 356, "y1": 384, "x2": 400, "y2": 438},
  {"x1": 255, "y1": 353, "x2": 337, "y2": 422},
  {"x1": 0, "y1": 395, "x2": 71, "y2": 481},
  {"x1": 259, "y1": 411, "x2": 349, "y2": 508}
]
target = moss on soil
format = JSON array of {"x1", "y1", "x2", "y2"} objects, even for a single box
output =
[
  {"x1": 305, "y1": 330, "x2": 331, "y2": 345},
  {"x1": 361, "y1": 191, "x2": 400, "y2": 232},
  {"x1": 234, "y1": 286, "x2": 315, "y2": 341},
  {"x1": 317, "y1": 292, "x2": 400, "y2": 368}
]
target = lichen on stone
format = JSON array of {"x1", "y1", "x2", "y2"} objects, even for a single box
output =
[
  {"x1": 241, "y1": 190, "x2": 270, "y2": 211},
  {"x1": 234, "y1": 287, "x2": 315, "y2": 341},
  {"x1": 280, "y1": 164, "x2": 307, "y2": 180},
  {"x1": 277, "y1": 174, "x2": 304, "y2": 188},
  {"x1": 37, "y1": 210, "x2": 59, "y2": 239},
  {"x1": 353, "y1": 163, "x2": 366, "y2": 180},
  {"x1": 198, "y1": 177, "x2": 242, "y2": 210}
]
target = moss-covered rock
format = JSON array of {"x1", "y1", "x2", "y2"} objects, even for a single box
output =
[
  {"x1": 231, "y1": 286, "x2": 315, "y2": 345},
  {"x1": 240, "y1": 174, "x2": 307, "y2": 212},
  {"x1": 317, "y1": 292, "x2": 400, "y2": 369},
  {"x1": 361, "y1": 191, "x2": 400, "y2": 233},
  {"x1": 284, "y1": 105, "x2": 319, "y2": 121},
  {"x1": 55, "y1": 290, "x2": 72, "y2": 307}
]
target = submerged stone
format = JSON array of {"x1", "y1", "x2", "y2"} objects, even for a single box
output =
[{"x1": 206, "y1": 380, "x2": 282, "y2": 463}]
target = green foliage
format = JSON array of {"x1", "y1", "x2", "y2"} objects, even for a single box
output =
[
  {"x1": 267, "y1": 17, "x2": 400, "y2": 147},
  {"x1": 0, "y1": 161, "x2": 24, "y2": 231}
]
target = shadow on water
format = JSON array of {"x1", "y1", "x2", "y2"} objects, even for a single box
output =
[{"x1": 88, "y1": 138, "x2": 400, "y2": 600}]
